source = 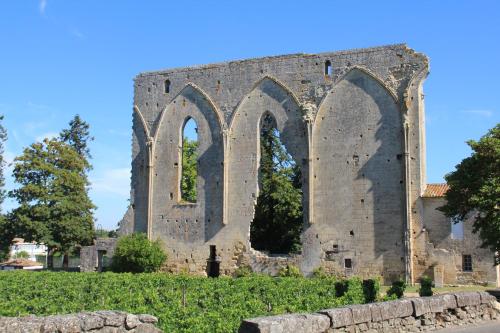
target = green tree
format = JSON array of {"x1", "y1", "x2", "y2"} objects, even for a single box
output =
[
  {"x1": 7, "y1": 139, "x2": 95, "y2": 268},
  {"x1": 181, "y1": 138, "x2": 198, "y2": 202},
  {"x1": 250, "y1": 115, "x2": 303, "y2": 254},
  {"x1": 59, "y1": 115, "x2": 96, "y2": 266},
  {"x1": 439, "y1": 123, "x2": 500, "y2": 263},
  {"x1": 59, "y1": 114, "x2": 94, "y2": 161}
]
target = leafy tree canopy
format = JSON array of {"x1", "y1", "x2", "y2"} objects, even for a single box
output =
[
  {"x1": 181, "y1": 138, "x2": 198, "y2": 203},
  {"x1": 6, "y1": 139, "x2": 95, "y2": 254},
  {"x1": 439, "y1": 123, "x2": 500, "y2": 263}
]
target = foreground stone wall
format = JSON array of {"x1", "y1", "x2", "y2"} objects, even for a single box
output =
[
  {"x1": 239, "y1": 292, "x2": 500, "y2": 333},
  {"x1": 0, "y1": 311, "x2": 162, "y2": 333}
]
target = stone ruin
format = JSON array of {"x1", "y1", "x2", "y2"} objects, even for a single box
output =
[{"x1": 112, "y1": 44, "x2": 498, "y2": 285}]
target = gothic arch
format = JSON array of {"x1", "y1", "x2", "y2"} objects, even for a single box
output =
[
  {"x1": 227, "y1": 76, "x2": 308, "y2": 241},
  {"x1": 152, "y1": 83, "x2": 225, "y2": 242},
  {"x1": 228, "y1": 75, "x2": 301, "y2": 131},
  {"x1": 154, "y1": 83, "x2": 225, "y2": 144},
  {"x1": 311, "y1": 67, "x2": 405, "y2": 278}
]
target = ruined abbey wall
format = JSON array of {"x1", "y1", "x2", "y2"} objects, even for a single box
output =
[{"x1": 124, "y1": 44, "x2": 440, "y2": 281}]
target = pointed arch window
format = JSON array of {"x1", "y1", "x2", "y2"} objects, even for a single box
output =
[
  {"x1": 180, "y1": 117, "x2": 198, "y2": 203},
  {"x1": 250, "y1": 112, "x2": 303, "y2": 254}
]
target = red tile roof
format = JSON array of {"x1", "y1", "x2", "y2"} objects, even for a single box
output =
[{"x1": 422, "y1": 183, "x2": 449, "y2": 198}]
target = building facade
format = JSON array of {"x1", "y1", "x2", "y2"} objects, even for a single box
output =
[{"x1": 119, "y1": 44, "x2": 498, "y2": 285}]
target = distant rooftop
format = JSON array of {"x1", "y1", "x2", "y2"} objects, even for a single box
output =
[{"x1": 422, "y1": 183, "x2": 449, "y2": 198}]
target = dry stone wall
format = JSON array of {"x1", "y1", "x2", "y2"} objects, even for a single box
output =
[
  {"x1": 0, "y1": 311, "x2": 162, "y2": 333},
  {"x1": 239, "y1": 292, "x2": 500, "y2": 333}
]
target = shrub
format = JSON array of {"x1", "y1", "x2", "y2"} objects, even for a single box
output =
[
  {"x1": 334, "y1": 277, "x2": 365, "y2": 304},
  {"x1": 14, "y1": 251, "x2": 30, "y2": 259},
  {"x1": 233, "y1": 265, "x2": 253, "y2": 277},
  {"x1": 278, "y1": 264, "x2": 302, "y2": 277},
  {"x1": 312, "y1": 266, "x2": 335, "y2": 279},
  {"x1": 387, "y1": 279, "x2": 406, "y2": 299},
  {"x1": 419, "y1": 276, "x2": 434, "y2": 296},
  {"x1": 111, "y1": 233, "x2": 167, "y2": 273},
  {"x1": 362, "y1": 278, "x2": 380, "y2": 303}
]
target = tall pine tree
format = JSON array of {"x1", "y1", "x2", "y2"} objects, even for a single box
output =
[{"x1": 250, "y1": 114, "x2": 303, "y2": 254}]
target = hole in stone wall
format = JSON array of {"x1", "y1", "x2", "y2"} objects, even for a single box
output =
[
  {"x1": 344, "y1": 258, "x2": 352, "y2": 269},
  {"x1": 250, "y1": 113, "x2": 303, "y2": 255},
  {"x1": 325, "y1": 60, "x2": 332, "y2": 77},
  {"x1": 164, "y1": 79, "x2": 171, "y2": 93},
  {"x1": 180, "y1": 117, "x2": 198, "y2": 203},
  {"x1": 350, "y1": 230, "x2": 354, "y2": 236}
]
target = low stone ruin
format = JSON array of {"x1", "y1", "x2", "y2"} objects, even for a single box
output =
[
  {"x1": 0, "y1": 311, "x2": 162, "y2": 333},
  {"x1": 239, "y1": 291, "x2": 500, "y2": 333}
]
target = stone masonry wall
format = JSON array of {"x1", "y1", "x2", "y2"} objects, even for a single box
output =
[
  {"x1": 127, "y1": 44, "x2": 430, "y2": 280},
  {"x1": 412, "y1": 197, "x2": 497, "y2": 285},
  {"x1": 239, "y1": 291, "x2": 500, "y2": 333},
  {"x1": 0, "y1": 311, "x2": 162, "y2": 333}
]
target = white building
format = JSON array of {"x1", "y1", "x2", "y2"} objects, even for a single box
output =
[{"x1": 9, "y1": 239, "x2": 47, "y2": 262}]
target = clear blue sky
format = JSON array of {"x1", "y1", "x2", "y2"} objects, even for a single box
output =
[{"x1": 1, "y1": 1, "x2": 498, "y2": 230}]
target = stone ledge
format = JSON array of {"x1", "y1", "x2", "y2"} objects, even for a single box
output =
[
  {"x1": 238, "y1": 313, "x2": 330, "y2": 333},
  {"x1": 239, "y1": 292, "x2": 500, "y2": 333},
  {"x1": 0, "y1": 311, "x2": 162, "y2": 333}
]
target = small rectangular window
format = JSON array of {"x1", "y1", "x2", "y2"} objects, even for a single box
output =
[
  {"x1": 344, "y1": 258, "x2": 352, "y2": 269},
  {"x1": 462, "y1": 254, "x2": 472, "y2": 272}
]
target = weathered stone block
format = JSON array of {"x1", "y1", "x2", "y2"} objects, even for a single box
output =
[
  {"x1": 368, "y1": 304, "x2": 382, "y2": 322},
  {"x1": 411, "y1": 298, "x2": 430, "y2": 317},
  {"x1": 95, "y1": 311, "x2": 126, "y2": 327},
  {"x1": 349, "y1": 304, "x2": 372, "y2": 324},
  {"x1": 77, "y1": 312, "x2": 105, "y2": 330},
  {"x1": 479, "y1": 291, "x2": 496, "y2": 304},
  {"x1": 441, "y1": 294, "x2": 458, "y2": 309},
  {"x1": 238, "y1": 313, "x2": 330, "y2": 333},
  {"x1": 455, "y1": 292, "x2": 481, "y2": 307},
  {"x1": 125, "y1": 314, "x2": 141, "y2": 329},
  {"x1": 427, "y1": 296, "x2": 445, "y2": 313},
  {"x1": 380, "y1": 300, "x2": 413, "y2": 320},
  {"x1": 319, "y1": 307, "x2": 353, "y2": 328}
]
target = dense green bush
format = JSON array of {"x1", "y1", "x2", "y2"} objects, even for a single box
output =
[
  {"x1": 111, "y1": 234, "x2": 167, "y2": 273},
  {"x1": 334, "y1": 277, "x2": 365, "y2": 304},
  {"x1": 362, "y1": 278, "x2": 380, "y2": 303},
  {"x1": 0, "y1": 271, "x2": 365, "y2": 333},
  {"x1": 419, "y1": 276, "x2": 434, "y2": 296},
  {"x1": 311, "y1": 267, "x2": 336, "y2": 279},
  {"x1": 277, "y1": 264, "x2": 301, "y2": 277},
  {"x1": 387, "y1": 279, "x2": 406, "y2": 299}
]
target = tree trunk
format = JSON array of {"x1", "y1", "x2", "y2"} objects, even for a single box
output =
[
  {"x1": 47, "y1": 249, "x2": 54, "y2": 269},
  {"x1": 63, "y1": 252, "x2": 69, "y2": 269}
]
